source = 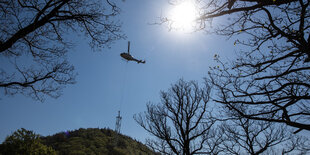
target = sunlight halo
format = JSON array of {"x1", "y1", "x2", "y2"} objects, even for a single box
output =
[{"x1": 169, "y1": 0, "x2": 199, "y2": 32}]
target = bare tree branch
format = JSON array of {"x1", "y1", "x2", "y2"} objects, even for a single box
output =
[
  {"x1": 134, "y1": 79, "x2": 219, "y2": 155},
  {"x1": 0, "y1": 0, "x2": 124, "y2": 101},
  {"x1": 178, "y1": 0, "x2": 310, "y2": 131}
]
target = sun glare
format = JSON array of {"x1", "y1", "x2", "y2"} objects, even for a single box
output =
[{"x1": 170, "y1": 0, "x2": 198, "y2": 32}]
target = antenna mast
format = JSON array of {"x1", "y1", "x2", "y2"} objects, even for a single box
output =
[{"x1": 115, "y1": 110, "x2": 122, "y2": 133}]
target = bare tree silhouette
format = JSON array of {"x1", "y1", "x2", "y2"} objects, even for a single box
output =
[
  {"x1": 162, "y1": 0, "x2": 310, "y2": 131},
  {"x1": 218, "y1": 111, "x2": 309, "y2": 155},
  {"x1": 0, "y1": 0, "x2": 124, "y2": 101},
  {"x1": 134, "y1": 79, "x2": 220, "y2": 155},
  {"x1": 135, "y1": 79, "x2": 309, "y2": 154}
]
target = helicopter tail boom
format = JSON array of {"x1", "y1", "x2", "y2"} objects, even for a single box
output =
[{"x1": 137, "y1": 60, "x2": 146, "y2": 64}]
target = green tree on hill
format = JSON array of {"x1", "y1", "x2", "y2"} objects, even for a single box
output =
[{"x1": 0, "y1": 128, "x2": 56, "y2": 155}]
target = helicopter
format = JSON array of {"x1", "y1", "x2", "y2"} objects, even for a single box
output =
[{"x1": 120, "y1": 41, "x2": 145, "y2": 64}]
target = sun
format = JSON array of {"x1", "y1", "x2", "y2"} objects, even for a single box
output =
[{"x1": 169, "y1": 0, "x2": 199, "y2": 32}]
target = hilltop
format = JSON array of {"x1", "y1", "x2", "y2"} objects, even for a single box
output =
[
  {"x1": 0, "y1": 128, "x2": 158, "y2": 155},
  {"x1": 42, "y1": 128, "x2": 157, "y2": 155}
]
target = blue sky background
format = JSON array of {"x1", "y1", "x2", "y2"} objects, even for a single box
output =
[{"x1": 0, "y1": 0, "x2": 237, "y2": 143}]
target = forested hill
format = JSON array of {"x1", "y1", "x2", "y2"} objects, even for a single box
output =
[
  {"x1": 0, "y1": 128, "x2": 158, "y2": 155},
  {"x1": 41, "y1": 128, "x2": 157, "y2": 155}
]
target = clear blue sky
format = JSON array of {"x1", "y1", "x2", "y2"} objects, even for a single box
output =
[{"x1": 0, "y1": 0, "x2": 237, "y2": 143}]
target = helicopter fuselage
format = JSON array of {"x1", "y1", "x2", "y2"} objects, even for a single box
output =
[
  {"x1": 120, "y1": 53, "x2": 134, "y2": 60},
  {"x1": 120, "y1": 53, "x2": 145, "y2": 64}
]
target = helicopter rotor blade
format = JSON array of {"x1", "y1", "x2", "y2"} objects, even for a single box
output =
[{"x1": 128, "y1": 41, "x2": 130, "y2": 54}]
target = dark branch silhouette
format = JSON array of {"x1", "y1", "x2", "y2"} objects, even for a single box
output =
[
  {"x1": 161, "y1": 0, "x2": 310, "y2": 131},
  {"x1": 206, "y1": 0, "x2": 310, "y2": 130},
  {"x1": 0, "y1": 0, "x2": 124, "y2": 101},
  {"x1": 134, "y1": 79, "x2": 219, "y2": 155},
  {"x1": 218, "y1": 111, "x2": 308, "y2": 155}
]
